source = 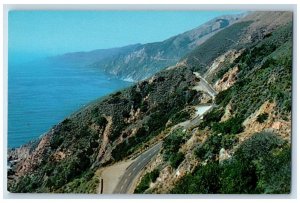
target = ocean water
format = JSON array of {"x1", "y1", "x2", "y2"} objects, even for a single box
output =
[{"x1": 8, "y1": 58, "x2": 132, "y2": 148}]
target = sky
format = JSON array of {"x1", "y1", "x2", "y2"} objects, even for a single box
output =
[{"x1": 9, "y1": 10, "x2": 243, "y2": 57}]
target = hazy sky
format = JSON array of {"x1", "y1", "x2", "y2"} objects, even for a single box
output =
[{"x1": 9, "y1": 10, "x2": 243, "y2": 56}]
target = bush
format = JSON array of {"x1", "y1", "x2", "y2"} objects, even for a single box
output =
[
  {"x1": 256, "y1": 113, "x2": 269, "y2": 123},
  {"x1": 254, "y1": 145, "x2": 291, "y2": 193},
  {"x1": 221, "y1": 132, "x2": 289, "y2": 194},
  {"x1": 163, "y1": 129, "x2": 188, "y2": 161},
  {"x1": 235, "y1": 132, "x2": 285, "y2": 162},
  {"x1": 194, "y1": 133, "x2": 222, "y2": 160},
  {"x1": 134, "y1": 169, "x2": 160, "y2": 193},
  {"x1": 169, "y1": 110, "x2": 191, "y2": 125},
  {"x1": 221, "y1": 134, "x2": 238, "y2": 149},
  {"x1": 171, "y1": 161, "x2": 221, "y2": 194},
  {"x1": 198, "y1": 107, "x2": 225, "y2": 130},
  {"x1": 95, "y1": 116, "x2": 107, "y2": 127},
  {"x1": 220, "y1": 158, "x2": 258, "y2": 193},
  {"x1": 50, "y1": 135, "x2": 63, "y2": 149},
  {"x1": 212, "y1": 116, "x2": 244, "y2": 135},
  {"x1": 215, "y1": 88, "x2": 232, "y2": 106},
  {"x1": 169, "y1": 152, "x2": 185, "y2": 169}
]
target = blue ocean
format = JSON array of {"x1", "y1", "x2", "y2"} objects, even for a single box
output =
[{"x1": 8, "y1": 57, "x2": 132, "y2": 148}]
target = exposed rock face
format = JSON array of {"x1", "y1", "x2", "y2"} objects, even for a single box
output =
[
  {"x1": 219, "y1": 148, "x2": 231, "y2": 163},
  {"x1": 221, "y1": 102, "x2": 233, "y2": 122},
  {"x1": 11, "y1": 132, "x2": 52, "y2": 177},
  {"x1": 240, "y1": 101, "x2": 291, "y2": 143},
  {"x1": 97, "y1": 116, "x2": 113, "y2": 163},
  {"x1": 124, "y1": 107, "x2": 142, "y2": 123},
  {"x1": 214, "y1": 66, "x2": 239, "y2": 92},
  {"x1": 204, "y1": 49, "x2": 243, "y2": 82},
  {"x1": 52, "y1": 151, "x2": 66, "y2": 161}
]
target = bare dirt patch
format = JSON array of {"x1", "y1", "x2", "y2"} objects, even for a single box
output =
[{"x1": 98, "y1": 159, "x2": 134, "y2": 194}]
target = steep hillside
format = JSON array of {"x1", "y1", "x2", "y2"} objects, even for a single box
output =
[
  {"x1": 135, "y1": 13, "x2": 292, "y2": 194},
  {"x1": 7, "y1": 11, "x2": 292, "y2": 194}
]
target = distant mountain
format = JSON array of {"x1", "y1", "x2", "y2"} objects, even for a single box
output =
[
  {"x1": 52, "y1": 13, "x2": 246, "y2": 81},
  {"x1": 50, "y1": 44, "x2": 141, "y2": 67}
]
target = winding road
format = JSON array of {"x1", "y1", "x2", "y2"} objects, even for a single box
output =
[
  {"x1": 104, "y1": 71, "x2": 216, "y2": 194},
  {"x1": 113, "y1": 142, "x2": 162, "y2": 193}
]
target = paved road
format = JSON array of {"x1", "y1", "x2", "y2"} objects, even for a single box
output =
[
  {"x1": 113, "y1": 142, "x2": 162, "y2": 193},
  {"x1": 185, "y1": 105, "x2": 214, "y2": 129},
  {"x1": 176, "y1": 105, "x2": 214, "y2": 130},
  {"x1": 193, "y1": 72, "x2": 217, "y2": 98},
  {"x1": 112, "y1": 72, "x2": 216, "y2": 194}
]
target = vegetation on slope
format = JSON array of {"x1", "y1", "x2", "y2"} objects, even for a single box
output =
[
  {"x1": 185, "y1": 21, "x2": 252, "y2": 74},
  {"x1": 134, "y1": 169, "x2": 160, "y2": 193},
  {"x1": 170, "y1": 21, "x2": 292, "y2": 194},
  {"x1": 163, "y1": 129, "x2": 190, "y2": 169},
  {"x1": 171, "y1": 132, "x2": 291, "y2": 194},
  {"x1": 215, "y1": 22, "x2": 292, "y2": 120}
]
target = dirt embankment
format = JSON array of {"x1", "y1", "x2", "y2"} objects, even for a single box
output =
[{"x1": 97, "y1": 159, "x2": 134, "y2": 194}]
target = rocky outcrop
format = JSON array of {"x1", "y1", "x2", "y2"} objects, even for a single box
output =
[
  {"x1": 204, "y1": 49, "x2": 243, "y2": 83},
  {"x1": 10, "y1": 132, "x2": 52, "y2": 178},
  {"x1": 221, "y1": 102, "x2": 233, "y2": 122},
  {"x1": 218, "y1": 148, "x2": 231, "y2": 163},
  {"x1": 97, "y1": 116, "x2": 113, "y2": 163},
  {"x1": 214, "y1": 66, "x2": 239, "y2": 92},
  {"x1": 240, "y1": 101, "x2": 291, "y2": 143}
]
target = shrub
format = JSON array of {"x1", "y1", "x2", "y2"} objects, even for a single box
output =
[
  {"x1": 50, "y1": 135, "x2": 63, "y2": 149},
  {"x1": 163, "y1": 129, "x2": 187, "y2": 161},
  {"x1": 212, "y1": 116, "x2": 244, "y2": 135},
  {"x1": 220, "y1": 158, "x2": 258, "y2": 193},
  {"x1": 198, "y1": 107, "x2": 225, "y2": 130},
  {"x1": 169, "y1": 152, "x2": 185, "y2": 169},
  {"x1": 254, "y1": 145, "x2": 291, "y2": 193},
  {"x1": 194, "y1": 134, "x2": 221, "y2": 160},
  {"x1": 234, "y1": 132, "x2": 285, "y2": 162},
  {"x1": 256, "y1": 113, "x2": 269, "y2": 123},
  {"x1": 169, "y1": 110, "x2": 191, "y2": 125},
  {"x1": 171, "y1": 161, "x2": 221, "y2": 194},
  {"x1": 134, "y1": 169, "x2": 160, "y2": 193},
  {"x1": 215, "y1": 88, "x2": 232, "y2": 106},
  {"x1": 221, "y1": 134, "x2": 238, "y2": 149},
  {"x1": 95, "y1": 116, "x2": 107, "y2": 127}
]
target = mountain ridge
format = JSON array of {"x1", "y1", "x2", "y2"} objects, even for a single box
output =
[{"x1": 52, "y1": 13, "x2": 246, "y2": 81}]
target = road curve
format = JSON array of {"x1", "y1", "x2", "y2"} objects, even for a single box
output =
[
  {"x1": 113, "y1": 142, "x2": 162, "y2": 193},
  {"x1": 193, "y1": 72, "x2": 217, "y2": 98}
]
